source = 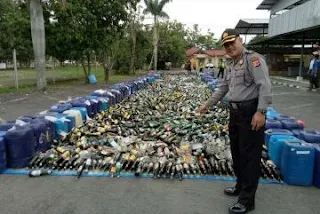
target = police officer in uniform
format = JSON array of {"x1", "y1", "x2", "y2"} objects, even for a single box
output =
[{"x1": 197, "y1": 29, "x2": 272, "y2": 214}]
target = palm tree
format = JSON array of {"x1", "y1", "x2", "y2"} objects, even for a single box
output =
[
  {"x1": 143, "y1": 0, "x2": 171, "y2": 72},
  {"x1": 30, "y1": 0, "x2": 46, "y2": 91}
]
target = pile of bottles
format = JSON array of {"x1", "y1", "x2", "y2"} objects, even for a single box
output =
[{"x1": 28, "y1": 75, "x2": 282, "y2": 181}]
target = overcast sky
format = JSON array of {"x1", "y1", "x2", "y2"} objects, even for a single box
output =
[{"x1": 143, "y1": 0, "x2": 270, "y2": 42}]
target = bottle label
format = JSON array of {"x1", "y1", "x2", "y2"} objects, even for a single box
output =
[{"x1": 296, "y1": 151, "x2": 310, "y2": 155}]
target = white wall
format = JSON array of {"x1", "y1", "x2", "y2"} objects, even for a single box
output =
[{"x1": 268, "y1": 0, "x2": 320, "y2": 37}]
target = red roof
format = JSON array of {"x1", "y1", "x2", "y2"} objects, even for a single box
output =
[
  {"x1": 186, "y1": 47, "x2": 201, "y2": 56},
  {"x1": 186, "y1": 47, "x2": 226, "y2": 57},
  {"x1": 204, "y1": 49, "x2": 226, "y2": 57}
]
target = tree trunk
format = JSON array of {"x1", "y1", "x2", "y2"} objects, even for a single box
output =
[
  {"x1": 130, "y1": 20, "x2": 136, "y2": 74},
  {"x1": 153, "y1": 15, "x2": 158, "y2": 72},
  {"x1": 30, "y1": 0, "x2": 47, "y2": 91},
  {"x1": 81, "y1": 59, "x2": 89, "y2": 83},
  {"x1": 87, "y1": 53, "x2": 91, "y2": 75},
  {"x1": 104, "y1": 65, "x2": 109, "y2": 83}
]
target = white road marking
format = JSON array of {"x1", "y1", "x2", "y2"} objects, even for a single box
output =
[
  {"x1": 283, "y1": 103, "x2": 314, "y2": 110},
  {"x1": 272, "y1": 85, "x2": 285, "y2": 88},
  {"x1": 42, "y1": 95, "x2": 60, "y2": 101},
  {"x1": 5, "y1": 97, "x2": 28, "y2": 103},
  {"x1": 271, "y1": 91, "x2": 304, "y2": 96}
]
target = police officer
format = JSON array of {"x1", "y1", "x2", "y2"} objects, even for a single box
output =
[{"x1": 197, "y1": 29, "x2": 272, "y2": 214}]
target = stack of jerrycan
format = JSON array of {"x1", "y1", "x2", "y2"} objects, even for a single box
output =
[
  {"x1": 86, "y1": 95, "x2": 109, "y2": 112},
  {"x1": 266, "y1": 107, "x2": 281, "y2": 120},
  {"x1": 266, "y1": 110, "x2": 282, "y2": 131},
  {"x1": 15, "y1": 116, "x2": 54, "y2": 152},
  {"x1": 281, "y1": 139, "x2": 315, "y2": 186},
  {"x1": 268, "y1": 134, "x2": 298, "y2": 168},
  {"x1": 0, "y1": 122, "x2": 15, "y2": 131},
  {"x1": 313, "y1": 144, "x2": 320, "y2": 187},
  {"x1": 70, "y1": 107, "x2": 87, "y2": 121},
  {"x1": 275, "y1": 114, "x2": 303, "y2": 130},
  {"x1": 264, "y1": 129, "x2": 294, "y2": 146},
  {"x1": 113, "y1": 84, "x2": 130, "y2": 99},
  {"x1": 90, "y1": 90, "x2": 116, "y2": 106},
  {"x1": 5, "y1": 124, "x2": 36, "y2": 168},
  {"x1": 48, "y1": 103, "x2": 76, "y2": 132},
  {"x1": 147, "y1": 76, "x2": 155, "y2": 84},
  {"x1": 63, "y1": 109, "x2": 83, "y2": 127},
  {"x1": 297, "y1": 130, "x2": 320, "y2": 144},
  {"x1": 68, "y1": 98, "x2": 95, "y2": 118},
  {"x1": 78, "y1": 97, "x2": 99, "y2": 116},
  {"x1": 109, "y1": 88, "x2": 123, "y2": 103},
  {"x1": 46, "y1": 112, "x2": 74, "y2": 134},
  {"x1": 0, "y1": 131, "x2": 7, "y2": 173}
]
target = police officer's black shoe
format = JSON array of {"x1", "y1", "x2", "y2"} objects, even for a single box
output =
[
  {"x1": 224, "y1": 187, "x2": 240, "y2": 196},
  {"x1": 229, "y1": 202, "x2": 255, "y2": 214}
]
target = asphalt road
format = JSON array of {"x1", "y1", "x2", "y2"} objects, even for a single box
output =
[{"x1": 0, "y1": 79, "x2": 319, "y2": 214}]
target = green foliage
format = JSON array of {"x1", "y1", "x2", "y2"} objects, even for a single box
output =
[
  {"x1": 143, "y1": 0, "x2": 171, "y2": 18},
  {"x1": 158, "y1": 21, "x2": 188, "y2": 66},
  {"x1": 186, "y1": 24, "x2": 220, "y2": 49},
  {"x1": 0, "y1": 0, "x2": 32, "y2": 64}
]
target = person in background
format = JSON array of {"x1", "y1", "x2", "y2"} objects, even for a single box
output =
[
  {"x1": 199, "y1": 61, "x2": 204, "y2": 72},
  {"x1": 217, "y1": 58, "x2": 226, "y2": 78},
  {"x1": 197, "y1": 29, "x2": 272, "y2": 214},
  {"x1": 185, "y1": 59, "x2": 191, "y2": 74},
  {"x1": 309, "y1": 53, "x2": 320, "y2": 91}
]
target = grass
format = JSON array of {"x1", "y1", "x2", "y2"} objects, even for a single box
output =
[{"x1": 0, "y1": 66, "x2": 147, "y2": 94}]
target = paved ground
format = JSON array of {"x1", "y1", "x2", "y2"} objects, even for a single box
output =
[
  {"x1": 0, "y1": 76, "x2": 319, "y2": 214},
  {"x1": 0, "y1": 82, "x2": 114, "y2": 121}
]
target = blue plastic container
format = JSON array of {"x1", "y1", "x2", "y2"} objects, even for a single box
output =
[
  {"x1": 71, "y1": 107, "x2": 87, "y2": 121},
  {"x1": 88, "y1": 74, "x2": 97, "y2": 84},
  {"x1": 5, "y1": 125, "x2": 36, "y2": 168},
  {"x1": 265, "y1": 119, "x2": 282, "y2": 130},
  {"x1": 86, "y1": 96, "x2": 102, "y2": 112},
  {"x1": 281, "y1": 119, "x2": 303, "y2": 130},
  {"x1": 298, "y1": 130, "x2": 320, "y2": 144},
  {"x1": 147, "y1": 76, "x2": 154, "y2": 83},
  {"x1": 313, "y1": 144, "x2": 320, "y2": 187},
  {"x1": 44, "y1": 115, "x2": 69, "y2": 138},
  {"x1": 17, "y1": 116, "x2": 34, "y2": 123},
  {"x1": 55, "y1": 114, "x2": 75, "y2": 132},
  {"x1": 265, "y1": 129, "x2": 294, "y2": 146},
  {"x1": 281, "y1": 140, "x2": 315, "y2": 186},
  {"x1": 69, "y1": 99, "x2": 94, "y2": 118},
  {"x1": 49, "y1": 103, "x2": 72, "y2": 113},
  {"x1": 0, "y1": 123, "x2": 15, "y2": 131},
  {"x1": 110, "y1": 89, "x2": 122, "y2": 103},
  {"x1": 268, "y1": 135, "x2": 298, "y2": 168},
  {"x1": 291, "y1": 129, "x2": 304, "y2": 138},
  {"x1": 30, "y1": 120, "x2": 51, "y2": 152},
  {"x1": 36, "y1": 117, "x2": 56, "y2": 142},
  {"x1": 0, "y1": 136, "x2": 6, "y2": 173},
  {"x1": 275, "y1": 114, "x2": 294, "y2": 121}
]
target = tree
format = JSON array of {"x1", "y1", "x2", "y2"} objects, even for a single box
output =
[
  {"x1": 0, "y1": 0, "x2": 32, "y2": 66},
  {"x1": 186, "y1": 25, "x2": 220, "y2": 50},
  {"x1": 48, "y1": 0, "x2": 132, "y2": 83},
  {"x1": 143, "y1": 0, "x2": 171, "y2": 72},
  {"x1": 157, "y1": 21, "x2": 188, "y2": 67},
  {"x1": 128, "y1": 2, "x2": 144, "y2": 74},
  {"x1": 30, "y1": 0, "x2": 47, "y2": 91}
]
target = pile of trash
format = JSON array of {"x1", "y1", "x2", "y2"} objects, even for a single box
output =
[{"x1": 28, "y1": 75, "x2": 281, "y2": 181}]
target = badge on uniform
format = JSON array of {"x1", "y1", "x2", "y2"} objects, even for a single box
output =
[{"x1": 251, "y1": 57, "x2": 260, "y2": 68}]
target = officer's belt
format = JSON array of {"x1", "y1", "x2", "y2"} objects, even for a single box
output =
[{"x1": 229, "y1": 99, "x2": 258, "y2": 110}]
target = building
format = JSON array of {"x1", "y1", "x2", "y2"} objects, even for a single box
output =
[
  {"x1": 254, "y1": 0, "x2": 320, "y2": 79},
  {"x1": 186, "y1": 47, "x2": 226, "y2": 70}
]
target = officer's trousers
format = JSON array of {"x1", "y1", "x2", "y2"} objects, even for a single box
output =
[{"x1": 228, "y1": 99, "x2": 264, "y2": 206}]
